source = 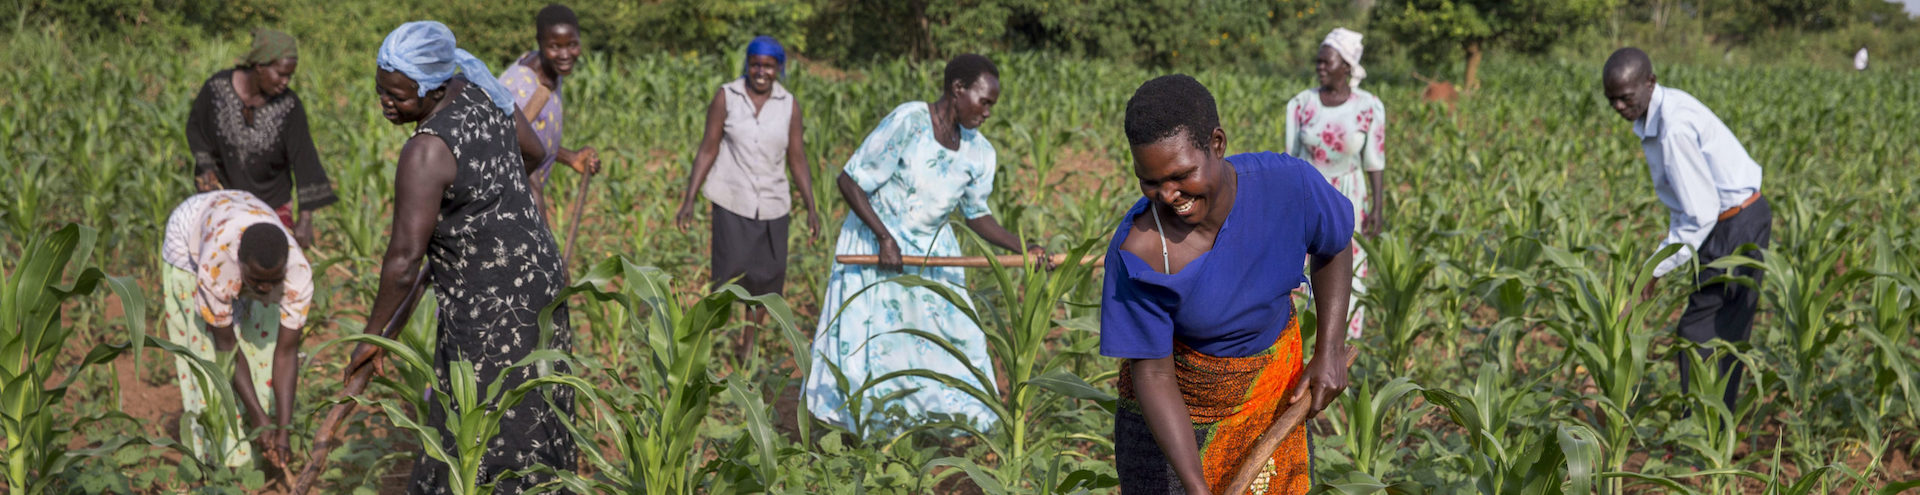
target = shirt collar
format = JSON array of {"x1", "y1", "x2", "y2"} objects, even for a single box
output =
[
  {"x1": 1632, "y1": 84, "x2": 1666, "y2": 139},
  {"x1": 726, "y1": 78, "x2": 790, "y2": 100}
]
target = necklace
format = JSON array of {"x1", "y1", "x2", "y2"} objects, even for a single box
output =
[{"x1": 1149, "y1": 203, "x2": 1171, "y2": 273}]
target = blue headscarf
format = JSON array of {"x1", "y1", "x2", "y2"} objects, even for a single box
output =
[
  {"x1": 377, "y1": 21, "x2": 516, "y2": 114},
  {"x1": 742, "y1": 35, "x2": 786, "y2": 80}
]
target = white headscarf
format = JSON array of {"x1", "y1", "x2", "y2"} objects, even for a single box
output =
[{"x1": 1322, "y1": 27, "x2": 1366, "y2": 88}]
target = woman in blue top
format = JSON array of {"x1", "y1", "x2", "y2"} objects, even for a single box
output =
[
  {"x1": 802, "y1": 54, "x2": 1044, "y2": 436},
  {"x1": 1102, "y1": 75, "x2": 1356, "y2": 495}
]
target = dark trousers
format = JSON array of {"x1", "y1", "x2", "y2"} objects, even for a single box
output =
[{"x1": 1676, "y1": 196, "x2": 1771, "y2": 412}]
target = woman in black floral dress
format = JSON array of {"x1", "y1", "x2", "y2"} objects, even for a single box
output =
[{"x1": 358, "y1": 21, "x2": 573, "y2": 495}]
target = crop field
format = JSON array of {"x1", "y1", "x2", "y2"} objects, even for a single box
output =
[{"x1": 2, "y1": 27, "x2": 1918, "y2": 495}]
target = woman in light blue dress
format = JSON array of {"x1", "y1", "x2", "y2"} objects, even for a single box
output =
[{"x1": 804, "y1": 54, "x2": 1042, "y2": 436}]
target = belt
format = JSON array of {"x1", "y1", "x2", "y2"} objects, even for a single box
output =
[{"x1": 1718, "y1": 190, "x2": 1761, "y2": 222}]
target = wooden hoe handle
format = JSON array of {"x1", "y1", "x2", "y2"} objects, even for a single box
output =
[
  {"x1": 290, "y1": 264, "x2": 432, "y2": 495},
  {"x1": 834, "y1": 253, "x2": 1106, "y2": 268},
  {"x1": 1221, "y1": 349, "x2": 1361, "y2": 495}
]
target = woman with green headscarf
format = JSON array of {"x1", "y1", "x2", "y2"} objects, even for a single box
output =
[{"x1": 186, "y1": 28, "x2": 337, "y2": 248}]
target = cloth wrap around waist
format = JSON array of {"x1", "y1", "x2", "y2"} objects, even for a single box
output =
[{"x1": 1117, "y1": 316, "x2": 1312, "y2": 495}]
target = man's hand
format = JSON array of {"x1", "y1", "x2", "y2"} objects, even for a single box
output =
[
  {"x1": 568, "y1": 147, "x2": 601, "y2": 175},
  {"x1": 1640, "y1": 276, "x2": 1659, "y2": 302},
  {"x1": 805, "y1": 211, "x2": 822, "y2": 241},
  {"x1": 196, "y1": 171, "x2": 223, "y2": 192},
  {"x1": 1289, "y1": 345, "x2": 1351, "y2": 419}
]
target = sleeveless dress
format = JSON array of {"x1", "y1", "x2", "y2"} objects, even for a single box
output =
[{"x1": 405, "y1": 81, "x2": 576, "y2": 495}]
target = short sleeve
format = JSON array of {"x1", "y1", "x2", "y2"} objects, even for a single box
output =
[
  {"x1": 958, "y1": 140, "x2": 996, "y2": 219},
  {"x1": 283, "y1": 94, "x2": 337, "y2": 210},
  {"x1": 1294, "y1": 161, "x2": 1355, "y2": 258},
  {"x1": 843, "y1": 104, "x2": 924, "y2": 193},
  {"x1": 1284, "y1": 94, "x2": 1305, "y2": 158},
  {"x1": 1099, "y1": 250, "x2": 1176, "y2": 359},
  {"x1": 501, "y1": 65, "x2": 539, "y2": 108},
  {"x1": 186, "y1": 79, "x2": 220, "y2": 178},
  {"x1": 278, "y1": 247, "x2": 313, "y2": 329},
  {"x1": 1362, "y1": 97, "x2": 1386, "y2": 172}
]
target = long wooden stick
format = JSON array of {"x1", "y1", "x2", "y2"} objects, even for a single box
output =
[
  {"x1": 290, "y1": 264, "x2": 432, "y2": 495},
  {"x1": 1221, "y1": 349, "x2": 1360, "y2": 495},
  {"x1": 562, "y1": 169, "x2": 594, "y2": 264},
  {"x1": 834, "y1": 253, "x2": 1106, "y2": 268}
]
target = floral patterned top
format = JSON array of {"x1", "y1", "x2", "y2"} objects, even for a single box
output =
[
  {"x1": 161, "y1": 190, "x2": 313, "y2": 329},
  {"x1": 498, "y1": 53, "x2": 563, "y2": 184},
  {"x1": 405, "y1": 80, "x2": 574, "y2": 495},
  {"x1": 1285, "y1": 88, "x2": 1385, "y2": 225}
]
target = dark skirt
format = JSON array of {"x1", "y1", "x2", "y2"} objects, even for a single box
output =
[{"x1": 710, "y1": 203, "x2": 790, "y2": 296}]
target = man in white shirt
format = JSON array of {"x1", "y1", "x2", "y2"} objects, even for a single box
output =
[{"x1": 1603, "y1": 47, "x2": 1771, "y2": 412}]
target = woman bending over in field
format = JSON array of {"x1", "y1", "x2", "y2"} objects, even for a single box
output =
[
  {"x1": 185, "y1": 28, "x2": 336, "y2": 248},
  {"x1": 1285, "y1": 27, "x2": 1386, "y2": 341},
  {"x1": 674, "y1": 35, "x2": 822, "y2": 357},
  {"x1": 1102, "y1": 75, "x2": 1355, "y2": 495},
  {"x1": 802, "y1": 54, "x2": 1045, "y2": 437},
  {"x1": 497, "y1": 3, "x2": 601, "y2": 221},
  {"x1": 159, "y1": 191, "x2": 314, "y2": 474},
  {"x1": 358, "y1": 21, "x2": 572, "y2": 495}
]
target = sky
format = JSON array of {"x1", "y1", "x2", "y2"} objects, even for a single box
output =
[{"x1": 1902, "y1": 0, "x2": 1920, "y2": 16}]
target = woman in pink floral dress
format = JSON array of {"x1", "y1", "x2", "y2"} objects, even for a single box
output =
[{"x1": 1286, "y1": 28, "x2": 1385, "y2": 340}]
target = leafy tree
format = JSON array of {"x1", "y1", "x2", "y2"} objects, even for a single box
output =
[{"x1": 1372, "y1": 0, "x2": 1617, "y2": 91}]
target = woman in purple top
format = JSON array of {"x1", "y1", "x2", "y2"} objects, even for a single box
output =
[
  {"x1": 1102, "y1": 75, "x2": 1357, "y2": 494},
  {"x1": 499, "y1": 3, "x2": 602, "y2": 219}
]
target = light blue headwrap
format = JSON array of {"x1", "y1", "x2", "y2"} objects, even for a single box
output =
[
  {"x1": 743, "y1": 35, "x2": 786, "y2": 79},
  {"x1": 377, "y1": 21, "x2": 516, "y2": 114}
]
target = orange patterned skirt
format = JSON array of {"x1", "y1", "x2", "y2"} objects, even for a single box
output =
[{"x1": 1115, "y1": 317, "x2": 1311, "y2": 494}]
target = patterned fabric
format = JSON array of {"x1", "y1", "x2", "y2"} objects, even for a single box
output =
[
  {"x1": 702, "y1": 78, "x2": 796, "y2": 220},
  {"x1": 161, "y1": 190, "x2": 313, "y2": 330},
  {"x1": 803, "y1": 101, "x2": 999, "y2": 436},
  {"x1": 186, "y1": 70, "x2": 337, "y2": 210},
  {"x1": 405, "y1": 82, "x2": 575, "y2": 495},
  {"x1": 243, "y1": 28, "x2": 297, "y2": 66},
  {"x1": 1285, "y1": 89, "x2": 1384, "y2": 340},
  {"x1": 1115, "y1": 317, "x2": 1312, "y2": 494},
  {"x1": 498, "y1": 53, "x2": 563, "y2": 183},
  {"x1": 161, "y1": 254, "x2": 281, "y2": 468},
  {"x1": 1631, "y1": 85, "x2": 1764, "y2": 277}
]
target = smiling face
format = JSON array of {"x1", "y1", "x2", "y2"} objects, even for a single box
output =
[
  {"x1": 254, "y1": 57, "x2": 299, "y2": 97},
  {"x1": 1132, "y1": 127, "x2": 1230, "y2": 226},
  {"x1": 538, "y1": 23, "x2": 581, "y2": 78},
  {"x1": 745, "y1": 54, "x2": 779, "y2": 94},
  {"x1": 949, "y1": 74, "x2": 1001, "y2": 130},
  {"x1": 375, "y1": 69, "x2": 434, "y2": 125},
  {"x1": 1603, "y1": 73, "x2": 1656, "y2": 123},
  {"x1": 1315, "y1": 45, "x2": 1348, "y2": 90}
]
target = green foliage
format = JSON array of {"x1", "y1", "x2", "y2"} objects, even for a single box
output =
[
  {"x1": 1371, "y1": 0, "x2": 1618, "y2": 84},
  {"x1": 4, "y1": 8, "x2": 1920, "y2": 492},
  {"x1": 0, "y1": 224, "x2": 148, "y2": 494},
  {"x1": 543, "y1": 257, "x2": 802, "y2": 495}
]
